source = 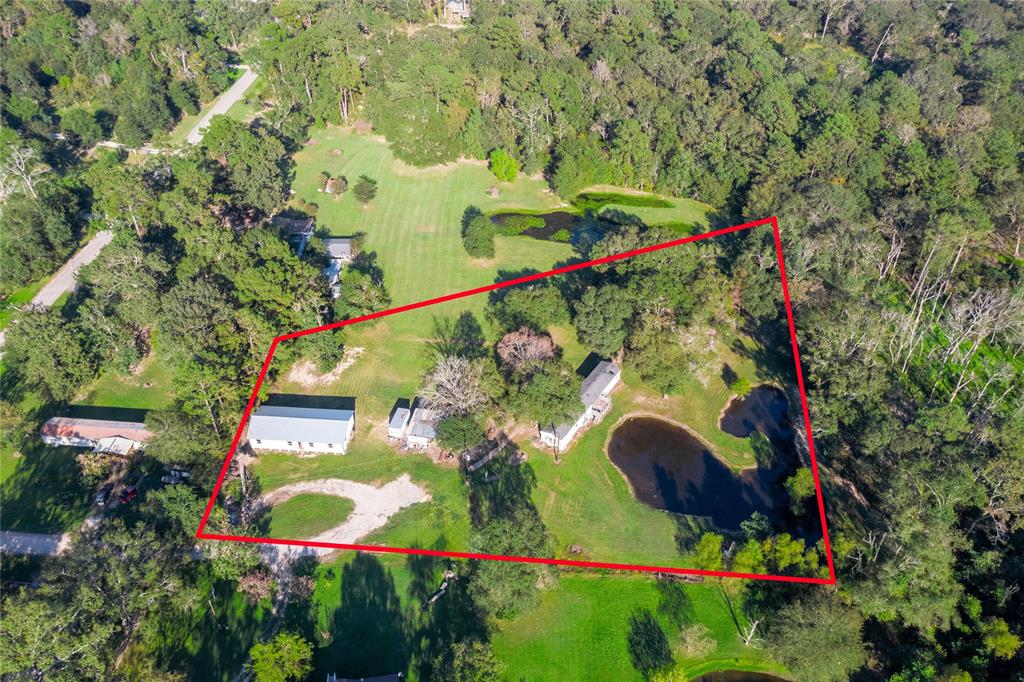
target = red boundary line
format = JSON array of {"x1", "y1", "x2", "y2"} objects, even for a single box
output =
[{"x1": 195, "y1": 215, "x2": 837, "y2": 586}]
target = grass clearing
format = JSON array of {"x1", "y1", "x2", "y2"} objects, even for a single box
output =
[
  {"x1": 492, "y1": 572, "x2": 783, "y2": 680},
  {"x1": 0, "y1": 442, "x2": 93, "y2": 533},
  {"x1": 267, "y1": 493, "x2": 355, "y2": 539}
]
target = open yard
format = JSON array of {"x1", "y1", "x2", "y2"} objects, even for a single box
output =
[{"x1": 492, "y1": 572, "x2": 787, "y2": 680}]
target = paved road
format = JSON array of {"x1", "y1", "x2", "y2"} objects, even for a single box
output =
[
  {"x1": 32, "y1": 230, "x2": 114, "y2": 308},
  {"x1": 187, "y1": 65, "x2": 258, "y2": 145},
  {"x1": 0, "y1": 230, "x2": 113, "y2": 351}
]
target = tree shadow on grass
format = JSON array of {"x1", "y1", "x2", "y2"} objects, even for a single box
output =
[
  {"x1": 655, "y1": 578, "x2": 695, "y2": 628},
  {"x1": 627, "y1": 608, "x2": 674, "y2": 679},
  {"x1": 141, "y1": 574, "x2": 271, "y2": 682},
  {"x1": 316, "y1": 553, "x2": 411, "y2": 679},
  {"x1": 404, "y1": 552, "x2": 489, "y2": 681},
  {"x1": 0, "y1": 442, "x2": 93, "y2": 533}
]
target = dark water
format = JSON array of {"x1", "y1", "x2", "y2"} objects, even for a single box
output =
[
  {"x1": 491, "y1": 211, "x2": 577, "y2": 240},
  {"x1": 719, "y1": 385, "x2": 793, "y2": 441},
  {"x1": 607, "y1": 417, "x2": 793, "y2": 530},
  {"x1": 693, "y1": 672, "x2": 790, "y2": 682}
]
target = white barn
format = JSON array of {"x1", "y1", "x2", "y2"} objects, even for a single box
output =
[
  {"x1": 247, "y1": 405, "x2": 355, "y2": 454},
  {"x1": 539, "y1": 361, "x2": 621, "y2": 452}
]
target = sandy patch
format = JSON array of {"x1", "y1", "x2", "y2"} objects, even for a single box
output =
[
  {"x1": 260, "y1": 474, "x2": 431, "y2": 562},
  {"x1": 286, "y1": 347, "x2": 364, "y2": 387}
]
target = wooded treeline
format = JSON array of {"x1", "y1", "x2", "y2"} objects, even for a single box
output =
[{"x1": 1, "y1": 0, "x2": 1022, "y2": 680}]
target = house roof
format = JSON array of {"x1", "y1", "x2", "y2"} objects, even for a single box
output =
[
  {"x1": 539, "y1": 361, "x2": 620, "y2": 440},
  {"x1": 407, "y1": 407, "x2": 440, "y2": 439},
  {"x1": 389, "y1": 406, "x2": 411, "y2": 430},
  {"x1": 580, "y1": 360, "x2": 620, "y2": 408},
  {"x1": 248, "y1": 405, "x2": 354, "y2": 444},
  {"x1": 324, "y1": 237, "x2": 353, "y2": 260},
  {"x1": 41, "y1": 417, "x2": 152, "y2": 443}
]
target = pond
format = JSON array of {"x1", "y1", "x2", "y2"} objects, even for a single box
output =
[
  {"x1": 719, "y1": 385, "x2": 793, "y2": 441},
  {"x1": 692, "y1": 672, "x2": 790, "y2": 682},
  {"x1": 607, "y1": 417, "x2": 796, "y2": 530},
  {"x1": 490, "y1": 210, "x2": 609, "y2": 245}
]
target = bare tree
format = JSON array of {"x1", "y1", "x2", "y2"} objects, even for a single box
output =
[
  {"x1": 496, "y1": 327, "x2": 555, "y2": 374},
  {"x1": 1, "y1": 146, "x2": 49, "y2": 199},
  {"x1": 421, "y1": 355, "x2": 487, "y2": 417}
]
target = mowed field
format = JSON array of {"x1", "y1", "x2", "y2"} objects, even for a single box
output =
[{"x1": 262, "y1": 128, "x2": 783, "y2": 567}]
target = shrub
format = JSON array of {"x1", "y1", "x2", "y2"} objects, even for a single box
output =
[
  {"x1": 729, "y1": 376, "x2": 752, "y2": 396},
  {"x1": 550, "y1": 228, "x2": 572, "y2": 242},
  {"x1": 489, "y1": 148, "x2": 520, "y2": 182},
  {"x1": 353, "y1": 175, "x2": 377, "y2": 205},
  {"x1": 462, "y1": 214, "x2": 495, "y2": 258},
  {"x1": 500, "y1": 214, "x2": 545, "y2": 235}
]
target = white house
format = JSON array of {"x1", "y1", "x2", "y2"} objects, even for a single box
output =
[
  {"x1": 405, "y1": 405, "x2": 440, "y2": 449},
  {"x1": 41, "y1": 417, "x2": 152, "y2": 455},
  {"x1": 539, "y1": 361, "x2": 621, "y2": 452},
  {"x1": 388, "y1": 404, "x2": 411, "y2": 440},
  {"x1": 323, "y1": 237, "x2": 354, "y2": 297},
  {"x1": 247, "y1": 405, "x2": 355, "y2": 454}
]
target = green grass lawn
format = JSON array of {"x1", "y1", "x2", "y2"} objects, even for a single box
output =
[
  {"x1": 0, "y1": 278, "x2": 46, "y2": 330},
  {"x1": 74, "y1": 339, "x2": 176, "y2": 411},
  {"x1": 492, "y1": 572, "x2": 786, "y2": 680},
  {"x1": 267, "y1": 493, "x2": 355, "y2": 539},
  {"x1": 0, "y1": 442, "x2": 93, "y2": 533}
]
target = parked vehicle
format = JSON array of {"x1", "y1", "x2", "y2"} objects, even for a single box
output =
[
  {"x1": 95, "y1": 484, "x2": 114, "y2": 507},
  {"x1": 161, "y1": 468, "x2": 191, "y2": 484},
  {"x1": 119, "y1": 486, "x2": 138, "y2": 504}
]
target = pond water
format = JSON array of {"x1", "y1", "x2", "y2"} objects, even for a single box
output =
[
  {"x1": 692, "y1": 672, "x2": 790, "y2": 682},
  {"x1": 606, "y1": 387, "x2": 802, "y2": 531},
  {"x1": 719, "y1": 385, "x2": 793, "y2": 441}
]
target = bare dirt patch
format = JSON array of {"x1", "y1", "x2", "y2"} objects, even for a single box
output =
[{"x1": 286, "y1": 347, "x2": 365, "y2": 387}]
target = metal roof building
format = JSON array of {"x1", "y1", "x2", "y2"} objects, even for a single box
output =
[{"x1": 248, "y1": 405, "x2": 355, "y2": 454}]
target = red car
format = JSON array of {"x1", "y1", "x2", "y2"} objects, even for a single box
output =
[{"x1": 119, "y1": 486, "x2": 138, "y2": 504}]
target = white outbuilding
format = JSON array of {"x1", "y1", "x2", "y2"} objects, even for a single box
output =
[{"x1": 247, "y1": 405, "x2": 355, "y2": 454}]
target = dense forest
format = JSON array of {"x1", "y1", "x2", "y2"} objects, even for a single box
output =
[{"x1": 2, "y1": 0, "x2": 1023, "y2": 680}]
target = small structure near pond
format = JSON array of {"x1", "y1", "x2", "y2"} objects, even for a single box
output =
[{"x1": 539, "y1": 360, "x2": 621, "y2": 452}]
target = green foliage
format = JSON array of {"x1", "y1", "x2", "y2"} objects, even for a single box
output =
[
  {"x1": 981, "y1": 618, "x2": 1021, "y2": 660},
  {"x1": 489, "y1": 148, "x2": 520, "y2": 182},
  {"x1": 353, "y1": 175, "x2": 378, "y2": 206},
  {"x1": 573, "y1": 192, "x2": 674, "y2": 211},
  {"x1": 765, "y1": 596, "x2": 867, "y2": 682},
  {"x1": 60, "y1": 107, "x2": 104, "y2": 146},
  {"x1": 550, "y1": 228, "x2": 571, "y2": 242},
  {"x1": 498, "y1": 214, "x2": 545, "y2": 235},
  {"x1": 436, "y1": 413, "x2": 485, "y2": 452},
  {"x1": 552, "y1": 134, "x2": 611, "y2": 199},
  {"x1": 784, "y1": 468, "x2": 817, "y2": 514},
  {"x1": 434, "y1": 639, "x2": 506, "y2": 682},
  {"x1": 693, "y1": 533, "x2": 724, "y2": 572},
  {"x1": 729, "y1": 377, "x2": 752, "y2": 396},
  {"x1": 249, "y1": 632, "x2": 313, "y2": 682},
  {"x1": 0, "y1": 185, "x2": 81, "y2": 292},
  {"x1": 489, "y1": 284, "x2": 569, "y2": 331},
  {"x1": 462, "y1": 213, "x2": 495, "y2": 258},
  {"x1": 573, "y1": 285, "x2": 634, "y2": 357},
  {"x1": 507, "y1": 361, "x2": 582, "y2": 429},
  {"x1": 470, "y1": 506, "x2": 553, "y2": 619},
  {"x1": 203, "y1": 116, "x2": 291, "y2": 214}
]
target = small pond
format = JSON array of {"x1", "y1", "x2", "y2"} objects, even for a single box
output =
[
  {"x1": 692, "y1": 672, "x2": 790, "y2": 682},
  {"x1": 490, "y1": 210, "x2": 609, "y2": 245},
  {"x1": 607, "y1": 386, "x2": 806, "y2": 531},
  {"x1": 607, "y1": 417, "x2": 792, "y2": 530}
]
